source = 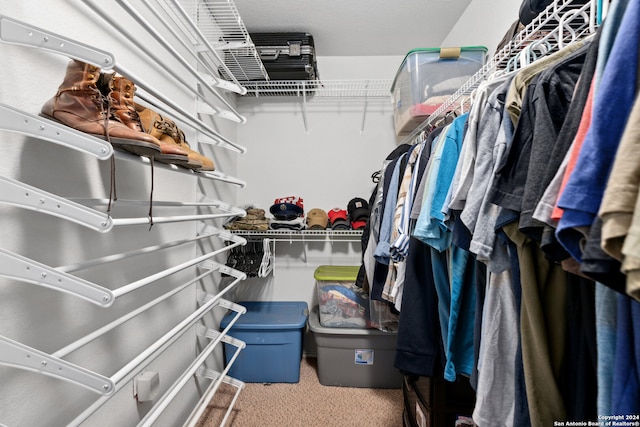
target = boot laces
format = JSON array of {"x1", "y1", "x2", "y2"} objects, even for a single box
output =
[{"x1": 97, "y1": 84, "x2": 155, "y2": 229}]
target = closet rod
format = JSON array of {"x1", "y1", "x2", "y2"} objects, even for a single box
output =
[
  {"x1": 197, "y1": 170, "x2": 247, "y2": 187},
  {"x1": 53, "y1": 268, "x2": 218, "y2": 359},
  {"x1": 111, "y1": 213, "x2": 242, "y2": 227},
  {"x1": 110, "y1": 150, "x2": 247, "y2": 185},
  {"x1": 67, "y1": 292, "x2": 247, "y2": 427},
  {"x1": 137, "y1": 322, "x2": 246, "y2": 426},
  {"x1": 111, "y1": 237, "x2": 246, "y2": 298},
  {"x1": 83, "y1": 0, "x2": 245, "y2": 124},
  {"x1": 56, "y1": 229, "x2": 244, "y2": 273},
  {"x1": 67, "y1": 198, "x2": 247, "y2": 219},
  {"x1": 0, "y1": 231, "x2": 244, "y2": 308},
  {"x1": 0, "y1": 173, "x2": 245, "y2": 231},
  {"x1": 0, "y1": 103, "x2": 113, "y2": 160},
  {"x1": 111, "y1": 297, "x2": 246, "y2": 385},
  {"x1": 134, "y1": 90, "x2": 247, "y2": 154},
  {"x1": 185, "y1": 370, "x2": 244, "y2": 427}
]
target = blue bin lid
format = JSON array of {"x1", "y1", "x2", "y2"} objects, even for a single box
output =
[{"x1": 221, "y1": 301, "x2": 309, "y2": 330}]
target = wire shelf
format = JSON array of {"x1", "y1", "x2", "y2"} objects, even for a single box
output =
[
  {"x1": 176, "y1": 0, "x2": 269, "y2": 82},
  {"x1": 240, "y1": 79, "x2": 394, "y2": 99},
  {"x1": 229, "y1": 229, "x2": 364, "y2": 238}
]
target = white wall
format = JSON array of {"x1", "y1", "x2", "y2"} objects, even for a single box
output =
[{"x1": 442, "y1": 0, "x2": 523, "y2": 56}]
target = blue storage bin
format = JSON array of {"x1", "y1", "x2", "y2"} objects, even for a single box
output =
[{"x1": 220, "y1": 301, "x2": 308, "y2": 383}]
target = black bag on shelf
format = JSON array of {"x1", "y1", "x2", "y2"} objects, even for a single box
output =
[{"x1": 250, "y1": 32, "x2": 319, "y2": 81}]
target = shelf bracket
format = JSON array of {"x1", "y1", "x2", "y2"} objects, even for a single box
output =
[
  {"x1": 0, "y1": 335, "x2": 114, "y2": 395},
  {"x1": 302, "y1": 82, "x2": 309, "y2": 134},
  {"x1": 0, "y1": 15, "x2": 115, "y2": 70},
  {"x1": 0, "y1": 104, "x2": 113, "y2": 160},
  {"x1": 0, "y1": 174, "x2": 113, "y2": 233},
  {"x1": 0, "y1": 247, "x2": 114, "y2": 306},
  {"x1": 361, "y1": 80, "x2": 370, "y2": 134}
]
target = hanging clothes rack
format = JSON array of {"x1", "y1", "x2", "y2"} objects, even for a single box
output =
[{"x1": 399, "y1": 0, "x2": 597, "y2": 145}]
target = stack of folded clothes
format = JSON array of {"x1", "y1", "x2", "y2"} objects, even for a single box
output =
[
  {"x1": 269, "y1": 196, "x2": 305, "y2": 231},
  {"x1": 223, "y1": 207, "x2": 269, "y2": 231}
]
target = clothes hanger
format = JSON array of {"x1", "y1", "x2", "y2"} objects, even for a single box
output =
[{"x1": 258, "y1": 238, "x2": 274, "y2": 278}]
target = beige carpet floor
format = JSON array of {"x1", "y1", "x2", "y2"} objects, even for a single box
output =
[{"x1": 196, "y1": 357, "x2": 404, "y2": 427}]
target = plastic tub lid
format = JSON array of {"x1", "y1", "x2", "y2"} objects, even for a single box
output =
[
  {"x1": 390, "y1": 46, "x2": 488, "y2": 92},
  {"x1": 221, "y1": 301, "x2": 309, "y2": 330},
  {"x1": 308, "y1": 305, "x2": 395, "y2": 336},
  {"x1": 314, "y1": 265, "x2": 360, "y2": 281}
]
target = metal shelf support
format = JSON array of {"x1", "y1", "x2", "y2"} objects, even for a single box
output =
[
  {"x1": 0, "y1": 247, "x2": 114, "y2": 307},
  {"x1": 0, "y1": 104, "x2": 113, "y2": 160},
  {"x1": 0, "y1": 174, "x2": 113, "y2": 233},
  {"x1": 0, "y1": 15, "x2": 115, "y2": 70},
  {"x1": 0, "y1": 335, "x2": 114, "y2": 395}
]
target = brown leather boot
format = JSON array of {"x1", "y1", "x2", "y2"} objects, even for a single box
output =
[
  {"x1": 40, "y1": 60, "x2": 162, "y2": 157},
  {"x1": 108, "y1": 76, "x2": 191, "y2": 166},
  {"x1": 136, "y1": 106, "x2": 216, "y2": 171}
]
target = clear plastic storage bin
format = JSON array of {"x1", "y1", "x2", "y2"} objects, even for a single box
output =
[
  {"x1": 391, "y1": 46, "x2": 487, "y2": 135},
  {"x1": 315, "y1": 265, "x2": 369, "y2": 328}
]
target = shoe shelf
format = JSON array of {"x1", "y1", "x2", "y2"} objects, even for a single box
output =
[
  {"x1": 68, "y1": 288, "x2": 247, "y2": 426},
  {"x1": 0, "y1": 13, "x2": 247, "y2": 163},
  {"x1": 0, "y1": 3, "x2": 254, "y2": 425},
  {"x1": 230, "y1": 229, "x2": 364, "y2": 242},
  {"x1": 0, "y1": 259, "x2": 246, "y2": 399}
]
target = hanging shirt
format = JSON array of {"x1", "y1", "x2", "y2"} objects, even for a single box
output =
[
  {"x1": 413, "y1": 115, "x2": 468, "y2": 251},
  {"x1": 449, "y1": 78, "x2": 508, "y2": 212},
  {"x1": 373, "y1": 154, "x2": 405, "y2": 266},
  {"x1": 556, "y1": 0, "x2": 640, "y2": 262},
  {"x1": 390, "y1": 142, "x2": 425, "y2": 261}
]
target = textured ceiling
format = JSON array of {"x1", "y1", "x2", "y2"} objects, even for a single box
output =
[{"x1": 232, "y1": 0, "x2": 474, "y2": 57}]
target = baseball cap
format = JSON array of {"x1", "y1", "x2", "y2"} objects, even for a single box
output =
[
  {"x1": 269, "y1": 196, "x2": 304, "y2": 220},
  {"x1": 351, "y1": 220, "x2": 367, "y2": 230},
  {"x1": 347, "y1": 197, "x2": 369, "y2": 222},
  {"x1": 328, "y1": 208, "x2": 350, "y2": 230},
  {"x1": 306, "y1": 208, "x2": 328, "y2": 230}
]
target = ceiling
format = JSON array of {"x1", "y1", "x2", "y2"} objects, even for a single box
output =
[{"x1": 232, "y1": 0, "x2": 474, "y2": 57}]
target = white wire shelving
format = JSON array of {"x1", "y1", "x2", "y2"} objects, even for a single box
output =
[{"x1": 239, "y1": 79, "x2": 393, "y2": 99}]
